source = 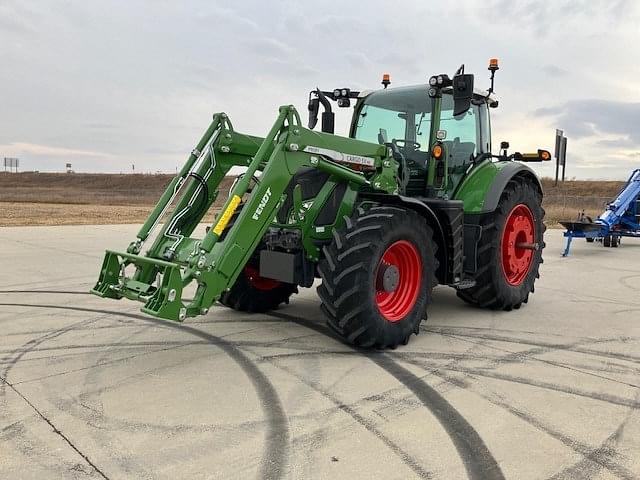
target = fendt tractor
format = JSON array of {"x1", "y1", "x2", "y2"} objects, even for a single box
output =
[{"x1": 92, "y1": 59, "x2": 552, "y2": 348}]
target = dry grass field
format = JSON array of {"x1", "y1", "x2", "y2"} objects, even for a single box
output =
[
  {"x1": 0, "y1": 172, "x2": 625, "y2": 227},
  {"x1": 540, "y1": 177, "x2": 625, "y2": 226},
  {"x1": 0, "y1": 172, "x2": 232, "y2": 226}
]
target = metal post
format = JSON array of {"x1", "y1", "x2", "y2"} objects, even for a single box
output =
[
  {"x1": 560, "y1": 136, "x2": 567, "y2": 182},
  {"x1": 554, "y1": 129, "x2": 563, "y2": 186}
]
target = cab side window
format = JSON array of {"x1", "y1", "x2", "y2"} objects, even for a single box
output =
[{"x1": 440, "y1": 105, "x2": 480, "y2": 170}]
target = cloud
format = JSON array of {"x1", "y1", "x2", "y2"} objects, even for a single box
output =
[
  {"x1": 541, "y1": 65, "x2": 569, "y2": 77},
  {"x1": 1, "y1": 0, "x2": 639, "y2": 177},
  {"x1": 0, "y1": 142, "x2": 111, "y2": 158},
  {"x1": 534, "y1": 99, "x2": 640, "y2": 146}
]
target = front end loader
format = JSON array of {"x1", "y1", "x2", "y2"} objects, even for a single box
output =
[{"x1": 92, "y1": 59, "x2": 551, "y2": 348}]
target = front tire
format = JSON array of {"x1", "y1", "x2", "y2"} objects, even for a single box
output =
[
  {"x1": 456, "y1": 177, "x2": 545, "y2": 310},
  {"x1": 317, "y1": 205, "x2": 438, "y2": 348},
  {"x1": 220, "y1": 261, "x2": 297, "y2": 313}
]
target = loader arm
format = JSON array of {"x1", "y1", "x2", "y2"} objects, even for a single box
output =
[{"x1": 92, "y1": 105, "x2": 397, "y2": 321}]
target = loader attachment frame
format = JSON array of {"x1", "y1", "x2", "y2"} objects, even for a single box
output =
[{"x1": 92, "y1": 105, "x2": 397, "y2": 321}]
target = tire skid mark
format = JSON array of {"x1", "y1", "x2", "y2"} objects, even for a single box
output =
[
  {"x1": 247, "y1": 344, "x2": 434, "y2": 479},
  {"x1": 3, "y1": 322, "x2": 153, "y2": 338},
  {"x1": 619, "y1": 274, "x2": 640, "y2": 293},
  {"x1": 261, "y1": 319, "x2": 640, "y2": 478},
  {"x1": 398, "y1": 355, "x2": 638, "y2": 480},
  {"x1": 0, "y1": 340, "x2": 204, "y2": 355},
  {"x1": 0, "y1": 379, "x2": 110, "y2": 480},
  {"x1": 51, "y1": 350, "x2": 260, "y2": 435},
  {"x1": 256, "y1": 348, "x2": 640, "y2": 410},
  {"x1": 425, "y1": 324, "x2": 598, "y2": 340},
  {"x1": 1, "y1": 314, "x2": 106, "y2": 391},
  {"x1": 5, "y1": 300, "x2": 438, "y2": 478},
  {"x1": 0, "y1": 302, "x2": 290, "y2": 480},
  {"x1": 426, "y1": 361, "x2": 640, "y2": 409},
  {"x1": 0, "y1": 337, "x2": 330, "y2": 360},
  {"x1": 77, "y1": 322, "x2": 187, "y2": 479},
  {"x1": 10, "y1": 342, "x2": 200, "y2": 386},
  {"x1": 370, "y1": 355, "x2": 505, "y2": 480},
  {"x1": 7, "y1": 290, "x2": 637, "y2": 479},
  {"x1": 10, "y1": 326, "x2": 270, "y2": 386},
  {"x1": 1, "y1": 314, "x2": 111, "y2": 479},
  {"x1": 432, "y1": 331, "x2": 640, "y2": 389},
  {"x1": 537, "y1": 285, "x2": 640, "y2": 308},
  {"x1": 267, "y1": 310, "x2": 506, "y2": 480},
  {"x1": 426, "y1": 327, "x2": 640, "y2": 365},
  {"x1": 547, "y1": 420, "x2": 629, "y2": 480}
]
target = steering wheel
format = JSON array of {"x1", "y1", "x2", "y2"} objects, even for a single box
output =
[{"x1": 392, "y1": 139, "x2": 421, "y2": 150}]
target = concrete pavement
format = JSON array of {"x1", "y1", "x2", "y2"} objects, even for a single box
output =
[{"x1": 0, "y1": 224, "x2": 639, "y2": 480}]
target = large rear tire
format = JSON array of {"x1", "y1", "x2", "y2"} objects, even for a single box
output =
[
  {"x1": 317, "y1": 205, "x2": 438, "y2": 348},
  {"x1": 456, "y1": 177, "x2": 545, "y2": 310},
  {"x1": 220, "y1": 260, "x2": 297, "y2": 313}
]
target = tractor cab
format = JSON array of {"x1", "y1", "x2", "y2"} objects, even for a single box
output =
[
  {"x1": 308, "y1": 63, "x2": 502, "y2": 199},
  {"x1": 350, "y1": 85, "x2": 495, "y2": 196}
]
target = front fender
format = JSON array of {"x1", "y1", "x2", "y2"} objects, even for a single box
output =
[{"x1": 454, "y1": 160, "x2": 542, "y2": 213}]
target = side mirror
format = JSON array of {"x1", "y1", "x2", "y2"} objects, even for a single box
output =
[
  {"x1": 308, "y1": 89, "x2": 335, "y2": 133},
  {"x1": 308, "y1": 94, "x2": 319, "y2": 129},
  {"x1": 452, "y1": 74, "x2": 474, "y2": 116}
]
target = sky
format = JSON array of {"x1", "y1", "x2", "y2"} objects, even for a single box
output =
[{"x1": 1, "y1": 0, "x2": 639, "y2": 179}]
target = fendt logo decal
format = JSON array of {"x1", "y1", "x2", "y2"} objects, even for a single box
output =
[{"x1": 252, "y1": 187, "x2": 272, "y2": 220}]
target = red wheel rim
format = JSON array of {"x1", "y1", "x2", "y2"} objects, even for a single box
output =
[
  {"x1": 501, "y1": 204, "x2": 535, "y2": 286},
  {"x1": 244, "y1": 265, "x2": 280, "y2": 291},
  {"x1": 375, "y1": 240, "x2": 422, "y2": 322}
]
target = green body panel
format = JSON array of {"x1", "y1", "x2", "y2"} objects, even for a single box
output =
[{"x1": 452, "y1": 159, "x2": 500, "y2": 212}]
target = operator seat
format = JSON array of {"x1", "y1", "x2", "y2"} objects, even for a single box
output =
[
  {"x1": 448, "y1": 137, "x2": 476, "y2": 170},
  {"x1": 403, "y1": 147, "x2": 429, "y2": 196},
  {"x1": 447, "y1": 137, "x2": 476, "y2": 188}
]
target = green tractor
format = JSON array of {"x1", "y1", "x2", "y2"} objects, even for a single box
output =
[{"x1": 92, "y1": 59, "x2": 551, "y2": 348}]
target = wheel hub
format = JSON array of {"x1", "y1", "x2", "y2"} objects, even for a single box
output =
[{"x1": 377, "y1": 263, "x2": 400, "y2": 293}]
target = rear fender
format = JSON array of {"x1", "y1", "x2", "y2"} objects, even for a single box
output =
[{"x1": 454, "y1": 160, "x2": 543, "y2": 214}]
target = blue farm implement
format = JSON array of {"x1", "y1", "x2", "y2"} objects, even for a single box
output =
[{"x1": 561, "y1": 169, "x2": 640, "y2": 256}]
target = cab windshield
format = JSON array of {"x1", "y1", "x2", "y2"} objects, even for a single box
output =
[{"x1": 353, "y1": 85, "x2": 482, "y2": 155}]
